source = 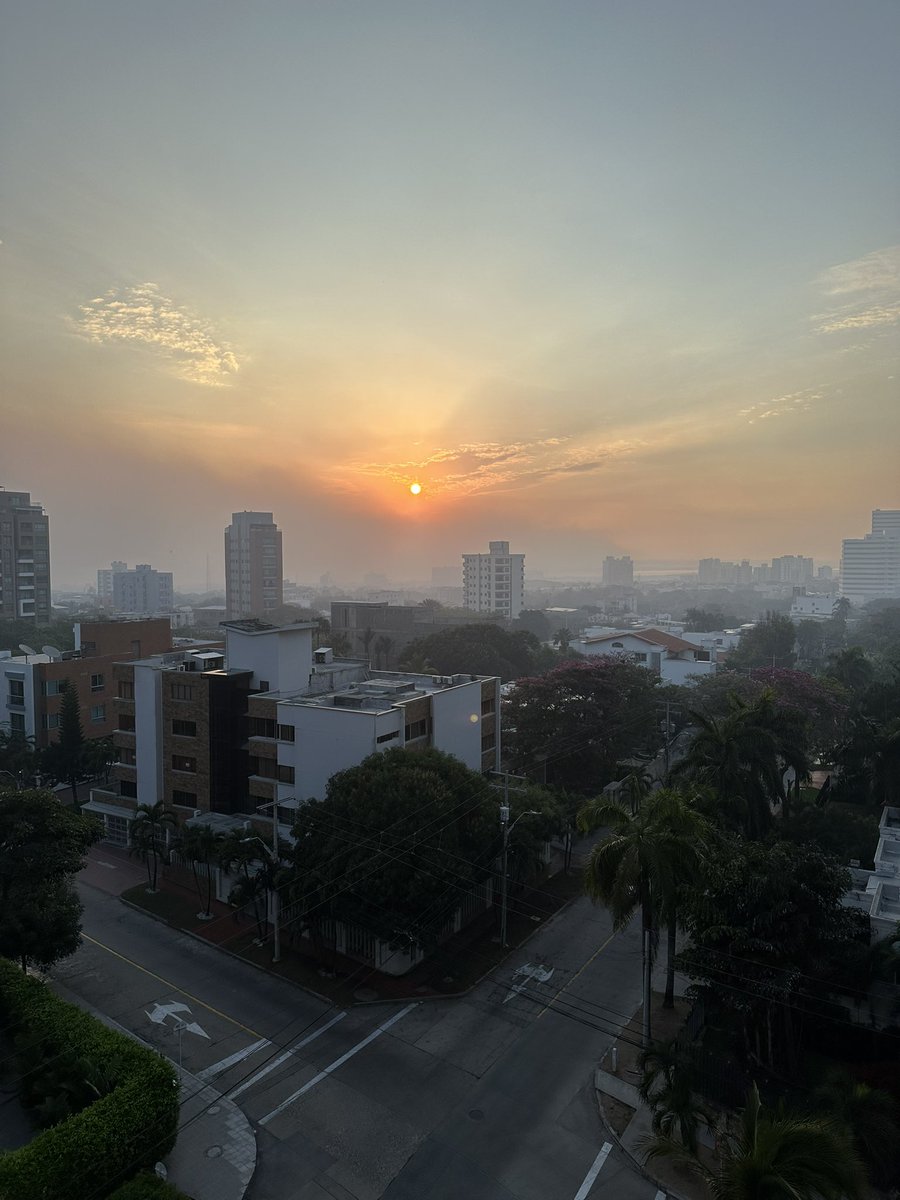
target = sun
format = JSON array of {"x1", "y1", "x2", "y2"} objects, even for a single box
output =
[{"x1": 409, "y1": 482, "x2": 422, "y2": 496}]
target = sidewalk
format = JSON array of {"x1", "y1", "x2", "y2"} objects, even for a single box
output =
[{"x1": 50, "y1": 977, "x2": 256, "y2": 1200}]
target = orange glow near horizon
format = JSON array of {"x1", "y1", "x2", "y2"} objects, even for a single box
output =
[{"x1": 409, "y1": 481, "x2": 422, "y2": 495}]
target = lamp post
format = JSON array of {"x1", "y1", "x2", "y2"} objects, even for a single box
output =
[
  {"x1": 499, "y1": 806, "x2": 540, "y2": 948},
  {"x1": 241, "y1": 827, "x2": 282, "y2": 964}
]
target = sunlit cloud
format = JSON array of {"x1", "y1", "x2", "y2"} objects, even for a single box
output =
[
  {"x1": 74, "y1": 283, "x2": 241, "y2": 386},
  {"x1": 813, "y1": 246, "x2": 900, "y2": 339},
  {"x1": 738, "y1": 387, "x2": 823, "y2": 424}
]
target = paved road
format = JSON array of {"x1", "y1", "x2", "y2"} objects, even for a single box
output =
[{"x1": 56, "y1": 878, "x2": 668, "y2": 1200}]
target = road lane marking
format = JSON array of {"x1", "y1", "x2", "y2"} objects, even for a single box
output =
[
  {"x1": 197, "y1": 1038, "x2": 272, "y2": 1082},
  {"x1": 655, "y1": 1191, "x2": 667, "y2": 1199},
  {"x1": 573, "y1": 1142, "x2": 613, "y2": 1199},
  {"x1": 81, "y1": 933, "x2": 264, "y2": 1038},
  {"x1": 259, "y1": 1002, "x2": 418, "y2": 1126},
  {"x1": 536, "y1": 930, "x2": 618, "y2": 1021},
  {"x1": 227, "y1": 1011, "x2": 347, "y2": 1101}
]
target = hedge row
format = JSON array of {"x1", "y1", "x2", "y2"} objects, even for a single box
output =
[
  {"x1": 0, "y1": 959, "x2": 180, "y2": 1200},
  {"x1": 107, "y1": 1173, "x2": 192, "y2": 1200}
]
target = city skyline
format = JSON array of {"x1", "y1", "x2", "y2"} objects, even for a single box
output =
[{"x1": 2, "y1": 3, "x2": 898, "y2": 587}]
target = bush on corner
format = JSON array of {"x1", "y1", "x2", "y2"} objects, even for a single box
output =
[{"x1": 0, "y1": 959, "x2": 180, "y2": 1200}]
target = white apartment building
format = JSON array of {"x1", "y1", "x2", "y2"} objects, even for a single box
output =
[
  {"x1": 570, "y1": 627, "x2": 718, "y2": 685},
  {"x1": 462, "y1": 540, "x2": 525, "y2": 620},
  {"x1": 841, "y1": 509, "x2": 900, "y2": 606},
  {"x1": 789, "y1": 589, "x2": 836, "y2": 622},
  {"x1": 107, "y1": 563, "x2": 174, "y2": 614},
  {"x1": 225, "y1": 511, "x2": 283, "y2": 620}
]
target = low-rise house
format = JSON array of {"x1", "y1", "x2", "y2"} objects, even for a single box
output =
[{"x1": 570, "y1": 626, "x2": 719, "y2": 685}]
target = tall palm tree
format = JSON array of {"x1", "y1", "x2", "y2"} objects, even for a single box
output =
[
  {"x1": 553, "y1": 628, "x2": 573, "y2": 653},
  {"x1": 578, "y1": 788, "x2": 709, "y2": 1037},
  {"x1": 638, "y1": 1038, "x2": 712, "y2": 1154},
  {"x1": 129, "y1": 801, "x2": 177, "y2": 893},
  {"x1": 178, "y1": 823, "x2": 223, "y2": 919},
  {"x1": 645, "y1": 1083, "x2": 865, "y2": 1200},
  {"x1": 811, "y1": 1068, "x2": 900, "y2": 1187}
]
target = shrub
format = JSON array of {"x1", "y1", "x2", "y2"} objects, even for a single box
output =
[
  {"x1": 108, "y1": 1173, "x2": 192, "y2": 1199},
  {"x1": 0, "y1": 959, "x2": 180, "y2": 1200}
]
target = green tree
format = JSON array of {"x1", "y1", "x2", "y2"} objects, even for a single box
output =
[
  {"x1": 811, "y1": 1068, "x2": 900, "y2": 1187},
  {"x1": 218, "y1": 833, "x2": 281, "y2": 943},
  {"x1": 0, "y1": 727, "x2": 39, "y2": 786},
  {"x1": 129, "y1": 801, "x2": 177, "y2": 892},
  {"x1": 177, "y1": 823, "x2": 223, "y2": 919},
  {"x1": 729, "y1": 612, "x2": 797, "y2": 671},
  {"x1": 504, "y1": 657, "x2": 661, "y2": 794},
  {"x1": 824, "y1": 646, "x2": 875, "y2": 694},
  {"x1": 794, "y1": 619, "x2": 825, "y2": 665},
  {"x1": 645, "y1": 1083, "x2": 864, "y2": 1200},
  {"x1": 398, "y1": 623, "x2": 540, "y2": 682},
  {"x1": 684, "y1": 607, "x2": 746, "y2": 632},
  {"x1": 82, "y1": 735, "x2": 116, "y2": 785},
  {"x1": 41, "y1": 680, "x2": 87, "y2": 804},
  {"x1": 0, "y1": 789, "x2": 98, "y2": 969},
  {"x1": 515, "y1": 610, "x2": 551, "y2": 641},
  {"x1": 578, "y1": 788, "x2": 709, "y2": 1035},
  {"x1": 552, "y1": 627, "x2": 573, "y2": 652},
  {"x1": 638, "y1": 1038, "x2": 712, "y2": 1154}
]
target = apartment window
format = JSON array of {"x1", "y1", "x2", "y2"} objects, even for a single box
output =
[
  {"x1": 482, "y1": 733, "x2": 496, "y2": 752},
  {"x1": 119, "y1": 780, "x2": 138, "y2": 799},
  {"x1": 118, "y1": 746, "x2": 137, "y2": 766},
  {"x1": 118, "y1": 714, "x2": 136, "y2": 732},
  {"x1": 82, "y1": 641, "x2": 97, "y2": 654},
  {"x1": 171, "y1": 754, "x2": 197, "y2": 773},
  {"x1": 42, "y1": 713, "x2": 60, "y2": 730},
  {"x1": 9, "y1": 713, "x2": 25, "y2": 733},
  {"x1": 258, "y1": 679, "x2": 270, "y2": 692},
  {"x1": 7, "y1": 678, "x2": 24, "y2": 705},
  {"x1": 131, "y1": 640, "x2": 141, "y2": 655},
  {"x1": 90, "y1": 672, "x2": 105, "y2": 692},
  {"x1": 277, "y1": 764, "x2": 295, "y2": 784},
  {"x1": 249, "y1": 716, "x2": 276, "y2": 738},
  {"x1": 172, "y1": 719, "x2": 197, "y2": 737},
  {"x1": 41, "y1": 679, "x2": 64, "y2": 697},
  {"x1": 481, "y1": 697, "x2": 495, "y2": 715},
  {"x1": 277, "y1": 723, "x2": 295, "y2": 742},
  {"x1": 376, "y1": 730, "x2": 400, "y2": 744},
  {"x1": 172, "y1": 789, "x2": 197, "y2": 807},
  {"x1": 90, "y1": 704, "x2": 106, "y2": 723},
  {"x1": 405, "y1": 717, "x2": 431, "y2": 741},
  {"x1": 118, "y1": 681, "x2": 134, "y2": 699},
  {"x1": 171, "y1": 683, "x2": 194, "y2": 701}
]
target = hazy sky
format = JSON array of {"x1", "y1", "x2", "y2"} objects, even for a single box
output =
[{"x1": 2, "y1": 2, "x2": 898, "y2": 589}]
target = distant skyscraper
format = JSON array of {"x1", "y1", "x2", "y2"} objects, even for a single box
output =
[
  {"x1": 110, "y1": 563, "x2": 174, "y2": 614},
  {"x1": 463, "y1": 541, "x2": 525, "y2": 620},
  {"x1": 97, "y1": 561, "x2": 128, "y2": 607},
  {"x1": 841, "y1": 509, "x2": 900, "y2": 606},
  {"x1": 602, "y1": 555, "x2": 633, "y2": 586},
  {"x1": 225, "y1": 511, "x2": 283, "y2": 620},
  {"x1": 0, "y1": 487, "x2": 51, "y2": 621}
]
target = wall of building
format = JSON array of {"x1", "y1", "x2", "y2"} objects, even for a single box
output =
[{"x1": 431, "y1": 681, "x2": 485, "y2": 773}]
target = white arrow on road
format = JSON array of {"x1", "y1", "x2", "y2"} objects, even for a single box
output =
[
  {"x1": 145, "y1": 1001, "x2": 209, "y2": 1039},
  {"x1": 503, "y1": 962, "x2": 554, "y2": 1004}
]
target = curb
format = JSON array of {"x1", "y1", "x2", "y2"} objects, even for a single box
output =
[
  {"x1": 119, "y1": 876, "x2": 583, "y2": 1009},
  {"x1": 594, "y1": 1080, "x2": 693, "y2": 1200}
]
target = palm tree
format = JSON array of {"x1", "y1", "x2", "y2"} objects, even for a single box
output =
[
  {"x1": 129, "y1": 801, "x2": 177, "y2": 893},
  {"x1": 645, "y1": 1083, "x2": 865, "y2": 1200},
  {"x1": 178, "y1": 823, "x2": 223, "y2": 919},
  {"x1": 638, "y1": 1038, "x2": 713, "y2": 1154},
  {"x1": 578, "y1": 788, "x2": 709, "y2": 1038},
  {"x1": 218, "y1": 833, "x2": 279, "y2": 943},
  {"x1": 811, "y1": 1068, "x2": 900, "y2": 1187},
  {"x1": 553, "y1": 628, "x2": 573, "y2": 653}
]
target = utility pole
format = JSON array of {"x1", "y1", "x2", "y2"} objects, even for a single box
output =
[
  {"x1": 498, "y1": 798, "x2": 540, "y2": 948},
  {"x1": 244, "y1": 799, "x2": 285, "y2": 964}
]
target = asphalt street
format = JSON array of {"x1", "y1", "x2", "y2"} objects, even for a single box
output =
[{"x1": 54, "y1": 876, "x2": 669, "y2": 1200}]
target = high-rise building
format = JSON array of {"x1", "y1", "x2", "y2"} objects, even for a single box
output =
[
  {"x1": 110, "y1": 563, "x2": 174, "y2": 614},
  {"x1": 0, "y1": 487, "x2": 51, "y2": 622},
  {"x1": 97, "y1": 561, "x2": 127, "y2": 607},
  {"x1": 225, "y1": 511, "x2": 283, "y2": 620},
  {"x1": 602, "y1": 555, "x2": 634, "y2": 586},
  {"x1": 841, "y1": 509, "x2": 900, "y2": 606},
  {"x1": 462, "y1": 540, "x2": 525, "y2": 619}
]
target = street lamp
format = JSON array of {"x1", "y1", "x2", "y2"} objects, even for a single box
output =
[
  {"x1": 499, "y1": 807, "x2": 540, "y2": 948},
  {"x1": 241, "y1": 831, "x2": 282, "y2": 965}
]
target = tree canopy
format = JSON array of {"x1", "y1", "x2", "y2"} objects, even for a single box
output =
[
  {"x1": 503, "y1": 657, "x2": 661, "y2": 793},
  {"x1": 728, "y1": 612, "x2": 797, "y2": 670},
  {"x1": 397, "y1": 623, "x2": 545, "y2": 681}
]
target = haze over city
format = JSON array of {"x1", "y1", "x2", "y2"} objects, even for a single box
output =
[{"x1": 2, "y1": 2, "x2": 898, "y2": 589}]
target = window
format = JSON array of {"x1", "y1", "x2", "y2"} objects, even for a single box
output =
[
  {"x1": 632, "y1": 653, "x2": 647, "y2": 663},
  {"x1": 118, "y1": 681, "x2": 134, "y2": 699},
  {"x1": 249, "y1": 716, "x2": 276, "y2": 738},
  {"x1": 171, "y1": 683, "x2": 193, "y2": 701},
  {"x1": 42, "y1": 713, "x2": 60, "y2": 730},
  {"x1": 277, "y1": 764, "x2": 295, "y2": 784},
  {"x1": 90, "y1": 672, "x2": 105, "y2": 692},
  {"x1": 171, "y1": 754, "x2": 197, "y2": 773},
  {"x1": 611, "y1": 641, "x2": 624, "y2": 648},
  {"x1": 376, "y1": 730, "x2": 399, "y2": 744},
  {"x1": 130, "y1": 640, "x2": 141, "y2": 655},
  {"x1": 277, "y1": 723, "x2": 295, "y2": 742},
  {"x1": 41, "y1": 679, "x2": 64, "y2": 697},
  {"x1": 172, "y1": 719, "x2": 197, "y2": 737},
  {"x1": 118, "y1": 746, "x2": 136, "y2": 766},
  {"x1": 481, "y1": 697, "x2": 495, "y2": 715},
  {"x1": 90, "y1": 704, "x2": 106, "y2": 723},
  {"x1": 172, "y1": 789, "x2": 197, "y2": 806},
  {"x1": 404, "y1": 717, "x2": 431, "y2": 741},
  {"x1": 119, "y1": 780, "x2": 138, "y2": 799},
  {"x1": 481, "y1": 733, "x2": 496, "y2": 752},
  {"x1": 258, "y1": 679, "x2": 270, "y2": 692},
  {"x1": 82, "y1": 640, "x2": 97, "y2": 654},
  {"x1": 118, "y1": 714, "x2": 136, "y2": 732},
  {"x1": 7, "y1": 678, "x2": 24, "y2": 704},
  {"x1": 9, "y1": 713, "x2": 25, "y2": 733}
]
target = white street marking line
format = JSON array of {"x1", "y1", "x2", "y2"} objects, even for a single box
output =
[
  {"x1": 573, "y1": 1142, "x2": 613, "y2": 1200},
  {"x1": 197, "y1": 1038, "x2": 272, "y2": 1082},
  {"x1": 258, "y1": 1002, "x2": 418, "y2": 1126},
  {"x1": 655, "y1": 1191, "x2": 667, "y2": 1200},
  {"x1": 503, "y1": 962, "x2": 554, "y2": 1004},
  {"x1": 227, "y1": 1011, "x2": 347, "y2": 1101},
  {"x1": 95, "y1": 861, "x2": 118, "y2": 870}
]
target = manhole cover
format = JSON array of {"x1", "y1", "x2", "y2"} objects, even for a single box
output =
[
  {"x1": 468, "y1": 1109, "x2": 484, "y2": 1121},
  {"x1": 206, "y1": 1146, "x2": 223, "y2": 1159}
]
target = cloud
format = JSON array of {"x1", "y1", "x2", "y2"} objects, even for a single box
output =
[
  {"x1": 739, "y1": 387, "x2": 823, "y2": 425},
  {"x1": 813, "y1": 246, "x2": 900, "y2": 339},
  {"x1": 74, "y1": 283, "x2": 240, "y2": 385},
  {"x1": 346, "y1": 434, "x2": 640, "y2": 497}
]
